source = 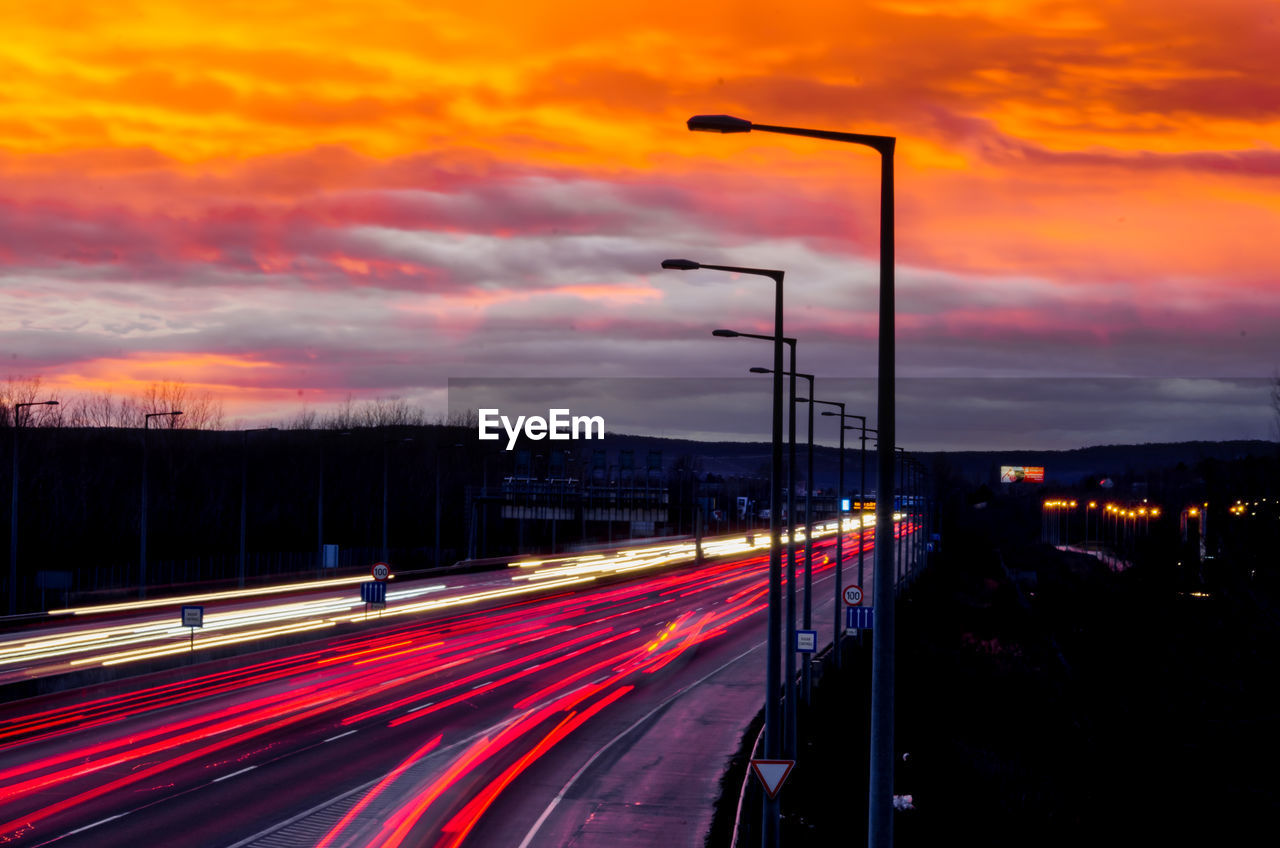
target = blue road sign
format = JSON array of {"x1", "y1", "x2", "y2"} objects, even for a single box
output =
[
  {"x1": 845, "y1": 606, "x2": 874, "y2": 631},
  {"x1": 795, "y1": 630, "x2": 818, "y2": 653},
  {"x1": 181, "y1": 605, "x2": 204, "y2": 628},
  {"x1": 360, "y1": 581, "x2": 386, "y2": 605}
]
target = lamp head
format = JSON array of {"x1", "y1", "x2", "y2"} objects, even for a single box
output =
[
  {"x1": 661, "y1": 258, "x2": 701, "y2": 270},
  {"x1": 44, "y1": 401, "x2": 60, "y2": 406},
  {"x1": 748, "y1": 367, "x2": 771, "y2": 374},
  {"x1": 711, "y1": 329, "x2": 740, "y2": 338},
  {"x1": 687, "y1": 114, "x2": 753, "y2": 133}
]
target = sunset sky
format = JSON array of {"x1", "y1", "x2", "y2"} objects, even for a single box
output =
[{"x1": 3, "y1": 0, "x2": 1278, "y2": 448}]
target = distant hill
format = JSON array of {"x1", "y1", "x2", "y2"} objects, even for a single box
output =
[
  {"x1": 928, "y1": 440, "x2": 1280, "y2": 486},
  {"x1": 574, "y1": 433, "x2": 1280, "y2": 491}
]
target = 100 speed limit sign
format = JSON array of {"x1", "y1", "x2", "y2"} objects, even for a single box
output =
[
  {"x1": 842, "y1": 585, "x2": 863, "y2": 606},
  {"x1": 372, "y1": 562, "x2": 390, "y2": 582}
]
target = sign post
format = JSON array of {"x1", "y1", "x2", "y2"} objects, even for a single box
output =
[
  {"x1": 750, "y1": 759, "x2": 795, "y2": 799},
  {"x1": 846, "y1": 606, "x2": 874, "y2": 633},
  {"x1": 360, "y1": 581, "x2": 387, "y2": 619},
  {"x1": 181, "y1": 605, "x2": 204, "y2": 650}
]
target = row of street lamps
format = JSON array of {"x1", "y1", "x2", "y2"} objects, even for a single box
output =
[
  {"x1": 673, "y1": 112, "x2": 898, "y2": 847},
  {"x1": 1041, "y1": 499, "x2": 1164, "y2": 565},
  {"x1": 691, "y1": 278, "x2": 931, "y2": 844}
]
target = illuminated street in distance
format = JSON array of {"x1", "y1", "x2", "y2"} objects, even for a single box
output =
[{"x1": 0, "y1": 517, "x2": 882, "y2": 684}]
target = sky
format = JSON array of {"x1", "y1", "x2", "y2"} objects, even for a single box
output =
[{"x1": 2, "y1": 0, "x2": 1278, "y2": 449}]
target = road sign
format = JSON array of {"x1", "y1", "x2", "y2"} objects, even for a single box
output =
[
  {"x1": 750, "y1": 759, "x2": 795, "y2": 799},
  {"x1": 795, "y1": 630, "x2": 817, "y2": 653},
  {"x1": 842, "y1": 584, "x2": 863, "y2": 606},
  {"x1": 360, "y1": 581, "x2": 386, "y2": 605},
  {"x1": 845, "y1": 606, "x2": 874, "y2": 632},
  {"x1": 181, "y1": 605, "x2": 204, "y2": 651},
  {"x1": 372, "y1": 562, "x2": 390, "y2": 582}
]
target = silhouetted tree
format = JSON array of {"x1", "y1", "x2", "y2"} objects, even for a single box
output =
[{"x1": 2, "y1": 375, "x2": 63, "y2": 428}]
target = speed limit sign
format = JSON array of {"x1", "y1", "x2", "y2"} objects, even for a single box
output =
[
  {"x1": 842, "y1": 584, "x2": 863, "y2": 606},
  {"x1": 372, "y1": 562, "x2": 390, "y2": 582}
]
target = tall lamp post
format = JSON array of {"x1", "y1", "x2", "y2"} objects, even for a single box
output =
[
  {"x1": 661, "y1": 258, "x2": 787, "y2": 845},
  {"x1": 818, "y1": 406, "x2": 867, "y2": 669},
  {"x1": 908, "y1": 457, "x2": 924, "y2": 580},
  {"x1": 687, "y1": 113, "x2": 896, "y2": 846},
  {"x1": 754, "y1": 366, "x2": 819, "y2": 704},
  {"x1": 140, "y1": 410, "x2": 182, "y2": 599},
  {"x1": 8, "y1": 399, "x2": 59, "y2": 614},
  {"x1": 828, "y1": 415, "x2": 873, "y2": 608},
  {"x1": 717, "y1": 328, "x2": 800, "y2": 760},
  {"x1": 892, "y1": 447, "x2": 904, "y2": 584},
  {"x1": 382, "y1": 436, "x2": 414, "y2": 564},
  {"x1": 436, "y1": 443, "x2": 464, "y2": 567},
  {"x1": 316, "y1": 430, "x2": 352, "y2": 573},
  {"x1": 902, "y1": 453, "x2": 915, "y2": 580},
  {"x1": 240, "y1": 428, "x2": 279, "y2": 589}
]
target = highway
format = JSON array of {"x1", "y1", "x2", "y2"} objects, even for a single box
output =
[
  {"x1": 0, "y1": 525, "x2": 844, "y2": 685},
  {"x1": 0, "y1": 519, "x2": 914, "y2": 848}
]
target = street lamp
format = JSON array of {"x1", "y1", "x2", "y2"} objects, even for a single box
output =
[
  {"x1": 687, "y1": 112, "x2": 898, "y2": 846},
  {"x1": 240, "y1": 428, "x2": 279, "y2": 589},
  {"x1": 8, "y1": 400, "x2": 58, "y2": 614},
  {"x1": 755, "y1": 367, "x2": 820, "y2": 705},
  {"x1": 662, "y1": 258, "x2": 787, "y2": 840},
  {"x1": 812, "y1": 402, "x2": 856, "y2": 670},
  {"x1": 436, "y1": 443, "x2": 464, "y2": 567},
  {"x1": 895, "y1": 447, "x2": 906, "y2": 585},
  {"x1": 729, "y1": 333, "x2": 801, "y2": 761},
  {"x1": 316, "y1": 430, "x2": 352, "y2": 573},
  {"x1": 140, "y1": 410, "x2": 182, "y2": 599},
  {"x1": 908, "y1": 457, "x2": 927, "y2": 580},
  {"x1": 826, "y1": 413, "x2": 872, "y2": 601},
  {"x1": 383, "y1": 436, "x2": 414, "y2": 564}
]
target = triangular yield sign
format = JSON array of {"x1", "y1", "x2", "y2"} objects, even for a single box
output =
[{"x1": 750, "y1": 759, "x2": 795, "y2": 799}]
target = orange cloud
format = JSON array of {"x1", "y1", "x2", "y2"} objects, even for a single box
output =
[
  {"x1": 47, "y1": 353, "x2": 280, "y2": 393},
  {"x1": 3, "y1": 0, "x2": 1278, "y2": 424}
]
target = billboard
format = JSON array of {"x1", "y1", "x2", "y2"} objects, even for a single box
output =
[{"x1": 1000, "y1": 465, "x2": 1045, "y2": 483}]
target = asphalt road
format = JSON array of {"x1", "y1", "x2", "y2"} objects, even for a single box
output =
[{"x1": 0, "y1": 522, "x2": 909, "y2": 848}]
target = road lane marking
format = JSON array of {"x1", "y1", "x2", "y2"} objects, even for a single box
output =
[
  {"x1": 214, "y1": 765, "x2": 258, "y2": 783},
  {"x1": 63, "y1": 814, "x2": 125, "y2": 836},
  {"x1": 222, "y1": 716, "x2": 526, "y2": 848},
  {"x1": 405, "y1": 702, "x2": 434, "y2": 714},
  {"x1": 324, "y1": 730, "x2": 358, "y2": 743},
  {"x1": 224, "y1": 670, "x2": 643, "y2": 848},
  {"x1": 516, "y1": 638, "x2": 767, "y2": 848}
]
